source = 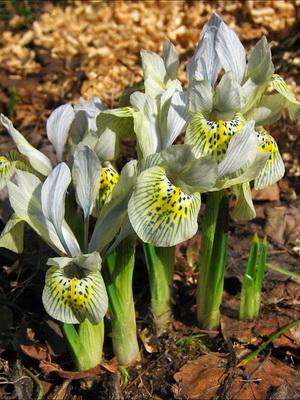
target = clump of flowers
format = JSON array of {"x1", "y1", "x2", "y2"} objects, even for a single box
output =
[{"x1": 0, "y1": 13, "x2": 299, "y2": 371}]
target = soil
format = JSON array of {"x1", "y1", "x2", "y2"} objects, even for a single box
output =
[{"x1": 0, "y1": 1, "x2": 299, "y2": 399}]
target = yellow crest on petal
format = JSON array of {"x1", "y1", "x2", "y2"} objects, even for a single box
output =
[
  {"x1": 186, "y1": 112, "x2": 245, "y2": 161},
  {"x1": 97, "y1": 162, "x2": 119, "y2": 208}
]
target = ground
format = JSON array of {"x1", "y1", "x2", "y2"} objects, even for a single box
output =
[{"x1": 0, "y1": 1, "x2": 299, "y2": 399}]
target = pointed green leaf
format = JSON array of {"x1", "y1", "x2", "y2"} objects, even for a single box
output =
[
  {"x1": 128, "y1": 165, "x2": 201, "y2": 246},
  {"x1": 0, "y1": 214, "x2": 24, "y2": 253},
  {"x1": 0, "y1": 114, "x2": 52, "y2": 176}
]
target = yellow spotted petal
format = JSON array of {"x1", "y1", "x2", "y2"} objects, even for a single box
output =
[
  {"x1": 128, "y1": 166, "x2": 201, "y2": 247},
  {"x1": 42, "y1": 265, "x2": 107, "y2": 324},
  {"x1": 96, "y1": 162, "x2": 119, "y2": 210},
  {"x1": 254, "y1": 127, "x2": 284, "y2": 189},
  {"x1": 185, "y1": 112, "x2": 245, "y2": 161}
]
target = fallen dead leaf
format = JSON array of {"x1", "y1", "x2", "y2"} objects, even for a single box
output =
[
  {"x1": 39, "y1": 357, "x2": 118, "y2": 379},
  {"x1": 173, "y1": 353, "x2": 227, "y2": 400},
  {"x1": 265, "y1": 203, "x2": 300, "y2": 244},
  {"x1": 173, "y1": 355, "x2": 300, "y2": 400},
  {"x1": 20, "y1": 344, "x2": 49, "y2": 361}
]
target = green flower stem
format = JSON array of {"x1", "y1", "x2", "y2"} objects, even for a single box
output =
[
  {"x1": 83, "y1": 215, "x2": 89, "y2": 253},
  {"x1": 104, "y1": 236, "x2": 140, "y2": 366},
  {"x1": 62, "y1": 320, "x2": 104, "y2": 371},
  {"x1": 143, "y1": 244, "x2": 175, "y2": 333},
  {"x1": 197, "y1": 190, "x2": 228, "y2": 329},
  {"x1": 239, "y1": 235, "x2": 267, "y2": 320},
  {"x1": 78, "y1": 319, "x2": 104, "y2": 369}
]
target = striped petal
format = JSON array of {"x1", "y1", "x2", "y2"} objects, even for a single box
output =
[
  {"x1": 254, "y1": 127, "x2": 284, "y2": 189},
  {"x1": 231, "y1": 182, "x2": 256, "y2": 221},
  {"x1": 0, "y1": 114, "x2": 52, "y2": 176},
  {"x1": 42, "y1": 263, "x2": 107, "y2": 324},
  {"x1": 128, "y1": 166, "x2": 201, "y2": 247},
  {"x1": 185, "y1": 112, "x2": 245, "y2": 160},
  {"x1": 271, "y1": 74, "x2": 300, "y2": 119},
  {"x1": 47, "y1": 104, "x2": 75, "y2": 162}
]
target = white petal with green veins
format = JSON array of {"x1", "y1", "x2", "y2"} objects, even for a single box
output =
[
  {"x1": 249, "y1": 94, "x2": 283, "y2": 125},
  {"x1": 216, "y1": 20, "x2": 246, "y2": 84},
  {"x1": 0, "y1": 114, "x2": 52, "y2": 176},
  {"x1": 188, "y1": 80, "x2": 213, "y2": 116},
  {"x1": 42, "y1": 263, "x2": 107, "y2": 324},
  {"x1": 131, "y1": 92, "x2": 160, "y2": 158},
  {"x1": 218, "y1": 121, "x2": 258, "y2": 177},
  {"x1": 254, "y1": 128, "x2": 284, "y2": 189},
  {"x1": 271, "y1": 74, "x2": 300, "y2": 120},
  {"x1": 164, "y1": 91, "x2": 189, "y2": 148},
  {"x1": 47, "y1": 104, "x2": 75, "y2": 162},
  {"x1": 185, "y1": 112, "x2": 245, "y2": 160},
  {"x1": 141, "y1": 49, "x2": 167, "y2": 97},
  {"x1": 41, "y1": 163, "x2": 80, "y2": 257},
  {"x1": 247, "y1": 36, "x2": 274, "y2": 84},
  {"x1": 231, "y1": 182, "x2": 256, "y2": 221},
  {"x1": 89, "y1": 160, "x2": 138, "y2": 253},
  {"x1": 128, "y1": 166, "x2": 201, "y2": 247},
  {"x1": 72, "y1": 145, "x2": 101, "y2": 218},
  {"x1": 187, "y1": 13, "x2": 222, "y2": 85},
  {"x1": 7, "y1": 170, "x2": 66, "y2": 255},
  {"x1": 214, "y1": 72, "x2": 243, "y2": 114},
  {"x1": 163, "y1": 39, "x2": 179, "y2": 80}
]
